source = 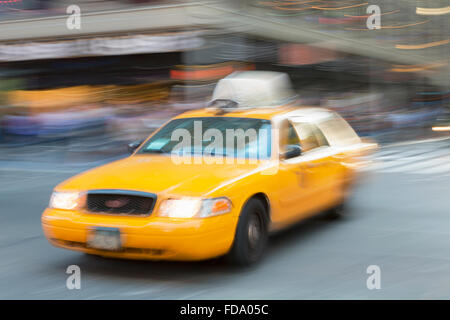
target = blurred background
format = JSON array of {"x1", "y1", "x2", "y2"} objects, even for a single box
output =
[
  {"x1": 0, "y1": 0, "x2": 448, "y2": 166},
  {"x1": 0, "y1": 0, "x2": 450, "y2": 300}
]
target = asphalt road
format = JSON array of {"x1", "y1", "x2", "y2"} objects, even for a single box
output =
[{"x1": 0, "y1": 138, "x2": 449, "y2": 299}]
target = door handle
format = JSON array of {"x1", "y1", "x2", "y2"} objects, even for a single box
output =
[
  {"x1": 305, "y1": 163, "x2": 320, "y2": 168},
  {"x1": 294, "y1": 169, "x2": 307, "y2": 188}
]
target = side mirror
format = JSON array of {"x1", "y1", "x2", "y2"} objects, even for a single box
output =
[
  {"x1": 128, "y1": 140, "x2": 143, "y2": 154},
  {"x1": 281, "y1": 144, "x2": 302, "y2": 160}
]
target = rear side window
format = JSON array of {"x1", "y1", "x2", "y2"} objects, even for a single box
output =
[
  {"x1": 312, "y1": 124, "x2": 329, "y2": 147},
  {"x1": 292, "y1": 122, "x2": 328, "y2": 152},
  {"x1": 316, "y1": 113, "x2": 360, "y2": 147}
]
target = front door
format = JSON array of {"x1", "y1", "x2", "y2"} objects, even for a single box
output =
[
  {"x1": 292, "y1": 121, "x2": 342, "y2": 210},
  {"x1": 276, "y1": 120, "x2": 318, "y2": 226}
]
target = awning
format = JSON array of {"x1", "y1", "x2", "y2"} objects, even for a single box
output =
[{"x1": 0, "y1": 32, "x2": 205, "y2": 62}]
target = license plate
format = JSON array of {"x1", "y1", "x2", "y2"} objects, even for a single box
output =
[{"x1": 87, "y1": 227, "x2": 122, "y2": 251}]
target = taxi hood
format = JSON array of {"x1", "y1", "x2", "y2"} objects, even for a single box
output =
[{"x1": 56, "y1": 155, "x2": 269, "y2": 197}]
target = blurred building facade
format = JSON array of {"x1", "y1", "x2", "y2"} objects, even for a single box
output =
[{"x1": 0, "y1": 0, "x2": 448, "y2": 160}]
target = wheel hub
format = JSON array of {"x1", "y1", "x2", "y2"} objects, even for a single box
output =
[{"x1": 248, "y1": 214, "x2": 261, "y2": 250}]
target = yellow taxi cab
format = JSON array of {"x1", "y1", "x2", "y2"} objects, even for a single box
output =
[{"x1": 42, "y1": 72, "x2": 377, "y2": 265}]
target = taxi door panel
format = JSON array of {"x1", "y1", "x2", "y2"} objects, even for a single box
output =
[
  {"x1": 276, "y1": 158, "x2": 316, "y2": 224},
  {"x1": 274, "y1": 119, "x2": 314, "y2": 225},
  {"x1": 307, "y1": 149, "x2": 343, "y2": 209},
  {"x1": 289, "y1": 150, "x2": 331, "y2": 215}
]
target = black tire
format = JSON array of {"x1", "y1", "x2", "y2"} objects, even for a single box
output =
[
  {"x1": 324, "y1": 201, "x2": 346, "y2": 220},
  {"x1": 227, "y1": 198, "x2": 268, "y2": 266}
]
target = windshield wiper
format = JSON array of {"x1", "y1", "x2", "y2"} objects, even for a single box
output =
[{"x1": 142, "y1": 149, "x2": 166, "y2": 154}]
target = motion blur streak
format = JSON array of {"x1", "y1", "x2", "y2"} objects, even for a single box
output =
[
  {"x1": 311, "y1": 3, "x2": 369, "y2": 10},
  {"x1": 416, "y1": 6, "x2": 450, "y2": 16},
  {"x1": 396, "y1": 39, "x2": 450, "y2": 50},
  {"x1": 432, "y1": 126, "x2": 450, "y2": 132},
  {"x1": 0, "y1": 0, "x2": 449, "y2": 299},
  {"x1": 344, "y1": 9, "x2": 400, "y2": 18},
  {"x1": 389, "y1": 63, "x2": 447, "y2": 73},
  {"x1": 346, "y1": 20, "x2": 430, "y2": 31}
]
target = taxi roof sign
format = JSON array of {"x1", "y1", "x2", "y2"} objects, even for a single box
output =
[{"x1": 211, "y1": 71, "x2": 296, "y2": 108}]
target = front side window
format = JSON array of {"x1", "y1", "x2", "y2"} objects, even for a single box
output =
[
  {"x1": 279, "y1": 120, "x2": 301, "y2": 155},
  {"x1": 287, "y1": 122, "x2": 301, "y2": 147}
]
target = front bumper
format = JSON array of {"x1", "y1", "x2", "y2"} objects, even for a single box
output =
[{"x1": 42, "y1": 208, "x2": 238, "y2": 261}]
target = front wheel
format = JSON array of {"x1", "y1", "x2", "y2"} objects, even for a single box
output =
[{"x1": 227, "y1": 199, "x2": 268, "y2": 266}]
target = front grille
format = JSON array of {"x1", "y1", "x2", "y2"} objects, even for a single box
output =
[{"x1": 86, "y1": 190, "x2": 156, "y2": 216}]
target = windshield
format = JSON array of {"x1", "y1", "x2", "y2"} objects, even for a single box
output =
[{"x1": 138, "y1": 117, "x2": 272, "y2": 159}]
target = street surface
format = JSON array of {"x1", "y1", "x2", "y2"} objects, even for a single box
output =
[{"x1": 0, "y1": 138, "x2": 449, "y2": 299}]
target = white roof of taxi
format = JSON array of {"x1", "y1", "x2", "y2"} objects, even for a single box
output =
[{"x1": 211, "y1": 71, "x2": 296, "y2": 108}]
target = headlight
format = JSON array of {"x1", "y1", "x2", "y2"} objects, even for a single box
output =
[
  {"x1": 158, "y1": 197, "x2": 232, "y2": 218},
  {"x1": 49, "y1": 191, "x2": 82, "y2": 210},
  {"x1": 200, "y1": 198, "x2": 232, "y2": 218}
]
